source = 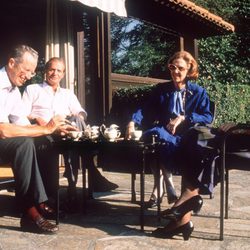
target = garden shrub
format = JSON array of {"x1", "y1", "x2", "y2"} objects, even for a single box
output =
[{"x1": 110, "y1": 83, "x2": 250, "y2": 129}]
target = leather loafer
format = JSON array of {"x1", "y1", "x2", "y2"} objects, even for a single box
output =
[
  {"x1": 38, "y1": 203, "x2": 56, "y2": 220},
  {"x1": 20, "y1": 215, "x2": 58, "y2": 234}
]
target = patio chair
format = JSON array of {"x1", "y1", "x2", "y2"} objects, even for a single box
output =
[
  {"x1": 98, "y1": 100, "x2": 216, "y2": 201},
  {"x1": 219, "y1": 123, "x2": 250, "y2": 240}
]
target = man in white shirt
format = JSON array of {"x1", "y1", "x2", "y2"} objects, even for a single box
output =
[
  {"x1": 22, "y1": 59, "x2": 87, "y2": 124},
  {"x1": 22, "y1": 57, "x2": 118, "y2": 210},
  {"x1": 0, "y1": 45, "x2": 74, "y2": 233},
  {"x1": 22, "y1": 57, "x2": 86, "y2": 205}
]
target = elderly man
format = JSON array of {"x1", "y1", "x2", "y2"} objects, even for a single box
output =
[
  {"x1": 22, "y1": 57, "x2": 118, "y2": 211},
  {"x1": 0, "y1": 45, "x2": 74, "y2": 233},
  {"x1": 22, "y1": 57, "x2": 86, "y2": 206}
]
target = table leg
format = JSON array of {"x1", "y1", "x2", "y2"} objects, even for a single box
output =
[
  {"x1": 156, "y1": 153, "x2": 161, "y2": 220},
  {"x1": 140, "y1": 149, "x2": 146, "y2": 231},
  {"x1": 81, "y1": 155, "x2": 87, "y2": 214},
  {"x1": 56, "y1": 163, "x2": 60, "y2": 225},
  {"x1": 86, "y1": 154, "x2": 94, "y2": 199},
  {"x1": 131, "y1": 173, "x2": 136, "y2": 202}
]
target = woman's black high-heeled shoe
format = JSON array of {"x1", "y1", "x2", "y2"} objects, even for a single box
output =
[
  {"x1": 152, "y1": 221, "x2": 194, "y2": 240},
  {"x1": 161, "y1": 195, "x2": 203, "y2": 221}
]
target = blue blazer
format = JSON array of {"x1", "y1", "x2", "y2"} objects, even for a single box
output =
[{"x1": 132, "y1": 81, "x2": 213, "y2": 133}]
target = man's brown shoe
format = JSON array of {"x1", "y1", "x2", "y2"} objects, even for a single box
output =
[
  {"x1": 20, "y1": 215, "x2": 58, "y2": 234},
  {"x1": 38, "y1": 203, "x2": 56, "y2": 220}
]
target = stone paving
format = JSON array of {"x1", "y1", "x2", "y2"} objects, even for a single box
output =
[{"x1": 1, "y1": 169, "x2": 250, "y2": 250}]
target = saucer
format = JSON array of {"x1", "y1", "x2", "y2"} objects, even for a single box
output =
[{"x1": 131, "y1": 137, "x2": 140, "y2": 141}]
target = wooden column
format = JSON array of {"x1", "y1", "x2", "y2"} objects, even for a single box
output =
[
  {"x1": 96, "y1": 12, "x2": 112, "y2": 123},
  {"x1": 76, "y1": 31, "x2": 86, "y2": 109},
  {"x1": 84, "y1": 10, "x2": 102, "y2": 124},
  {"x1": 103, "y1": 13, "x2": 112, "y2": 120},
  {"x1": 183, "y1": 36, "x2": 198, "y2": 60},
  {"x1": 179, "y1": 37, "x2": 184, "y2": 51},
  {"x1": 86, "y1": 11, "x2": 111, "y2": 124}
]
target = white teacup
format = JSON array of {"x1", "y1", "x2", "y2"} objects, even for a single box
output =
[
  {"x1": 131, "y1": 130, "x2": 142, "y2": 140},
  {"x1": 104, "y1": 129, "x2": 121, "y2": 142},
  {"x1": 68, "y1": 131, "x2": 83, "y2": 140}
]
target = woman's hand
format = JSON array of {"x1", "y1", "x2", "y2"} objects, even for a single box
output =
[
  {"x1": 166, "y1": 115, "x2": 185, "y2": 135},
  {"x1": 125, "y1": 121, "x2": 135, "y2": 140}
]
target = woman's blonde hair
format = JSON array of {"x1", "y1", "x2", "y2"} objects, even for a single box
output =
[{"x1": 167, "y1": 51, "x2": 199, "y2": 80}]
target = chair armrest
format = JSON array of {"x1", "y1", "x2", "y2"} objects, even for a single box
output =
[
  {"x1": 230, "y1": 123, "x2": 250, "y2": 134},
  {"x1": 221, "y1": 123, "x2": 250, "y2": 151},
  {"x1": 219, "y1": 122, "x2": 250, "y2": 136}
]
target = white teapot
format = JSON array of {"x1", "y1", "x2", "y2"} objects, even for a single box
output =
[{"x1": 100, "y1": 124, "x2": 121, "y2": 141}]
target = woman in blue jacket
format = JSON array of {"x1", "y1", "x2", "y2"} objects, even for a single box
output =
[{"x1": 126, "y1": 51, "x2": 213, "y2": 239}]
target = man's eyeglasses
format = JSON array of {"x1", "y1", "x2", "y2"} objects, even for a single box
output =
[
  {"x1": 15, "y1": 62, "x2": 36, "y2": 78},
  {"x1": 168, "y1": 64, "x2": 188, "y2": 72}
]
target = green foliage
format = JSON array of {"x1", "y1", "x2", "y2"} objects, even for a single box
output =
[
  {"x1": 192, "y1": 0, "x2": 237, "y2": 22},
  {"x1": 111, "y1": 83, "x2": 250, "y2": 128},
  {"x1": 197, "y1": 80, "x2": 250, "y2": 126},
  {"x1": 194, "y1": 0, "x2": 250, "y2": 125},
  {"x1": 198, "y1": 34, "x2": 250, "y2": 85},
  {"x1": 111, "y1": 85, "x2": 156, "y2": 122},
  {"x1": 111, "y1": 15, "x2": 177, "y2": 78},
  {"x1": 193, "y1": 0, "x2": 250, "y2": 69},
  {"x1": 233, "y1": 1, "x2": 250, "y2": 68},
  {"x1": 110, "y1": 0, "x2": 250, "y2": 126},
  {"x1": 113, "y1": 85, "x2": 155, "y2": 105},
  {"x1": 108, "y1": 85, "x2": 156, "y2": 131}
]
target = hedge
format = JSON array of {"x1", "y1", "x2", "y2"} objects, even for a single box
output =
[{"x1": 110, "y1": 83, "x2": 250, "y2": 130}]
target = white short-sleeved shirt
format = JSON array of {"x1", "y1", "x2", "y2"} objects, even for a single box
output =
[
  {"x1": 22, "y1": 82, "x2": 87, "y2": 123},
  {"x1": 0, "y1": 67, "x2": 30, "y2": 125}
]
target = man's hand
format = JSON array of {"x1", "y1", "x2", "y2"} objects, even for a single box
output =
[
  {"x1": 46, "y1": 115, "x2": 77, "y2": 135},
  {"x1": 166, "y1": 115, "x2": 185, "y2": 135},
  {"x1": 56, "y1": 124, "x2": 78, "y2": 137}
]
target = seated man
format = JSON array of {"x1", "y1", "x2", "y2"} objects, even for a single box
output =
[
  {"x1": 22, "y1": 57, "x2": 118, "y2": 208},
  {"x1": 0, "y1": 45, "x2": 74, "y2": 233}
]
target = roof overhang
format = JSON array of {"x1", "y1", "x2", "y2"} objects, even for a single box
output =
[{"x1": 125, "y1": 0, "x2": 235, "y2": 39}]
